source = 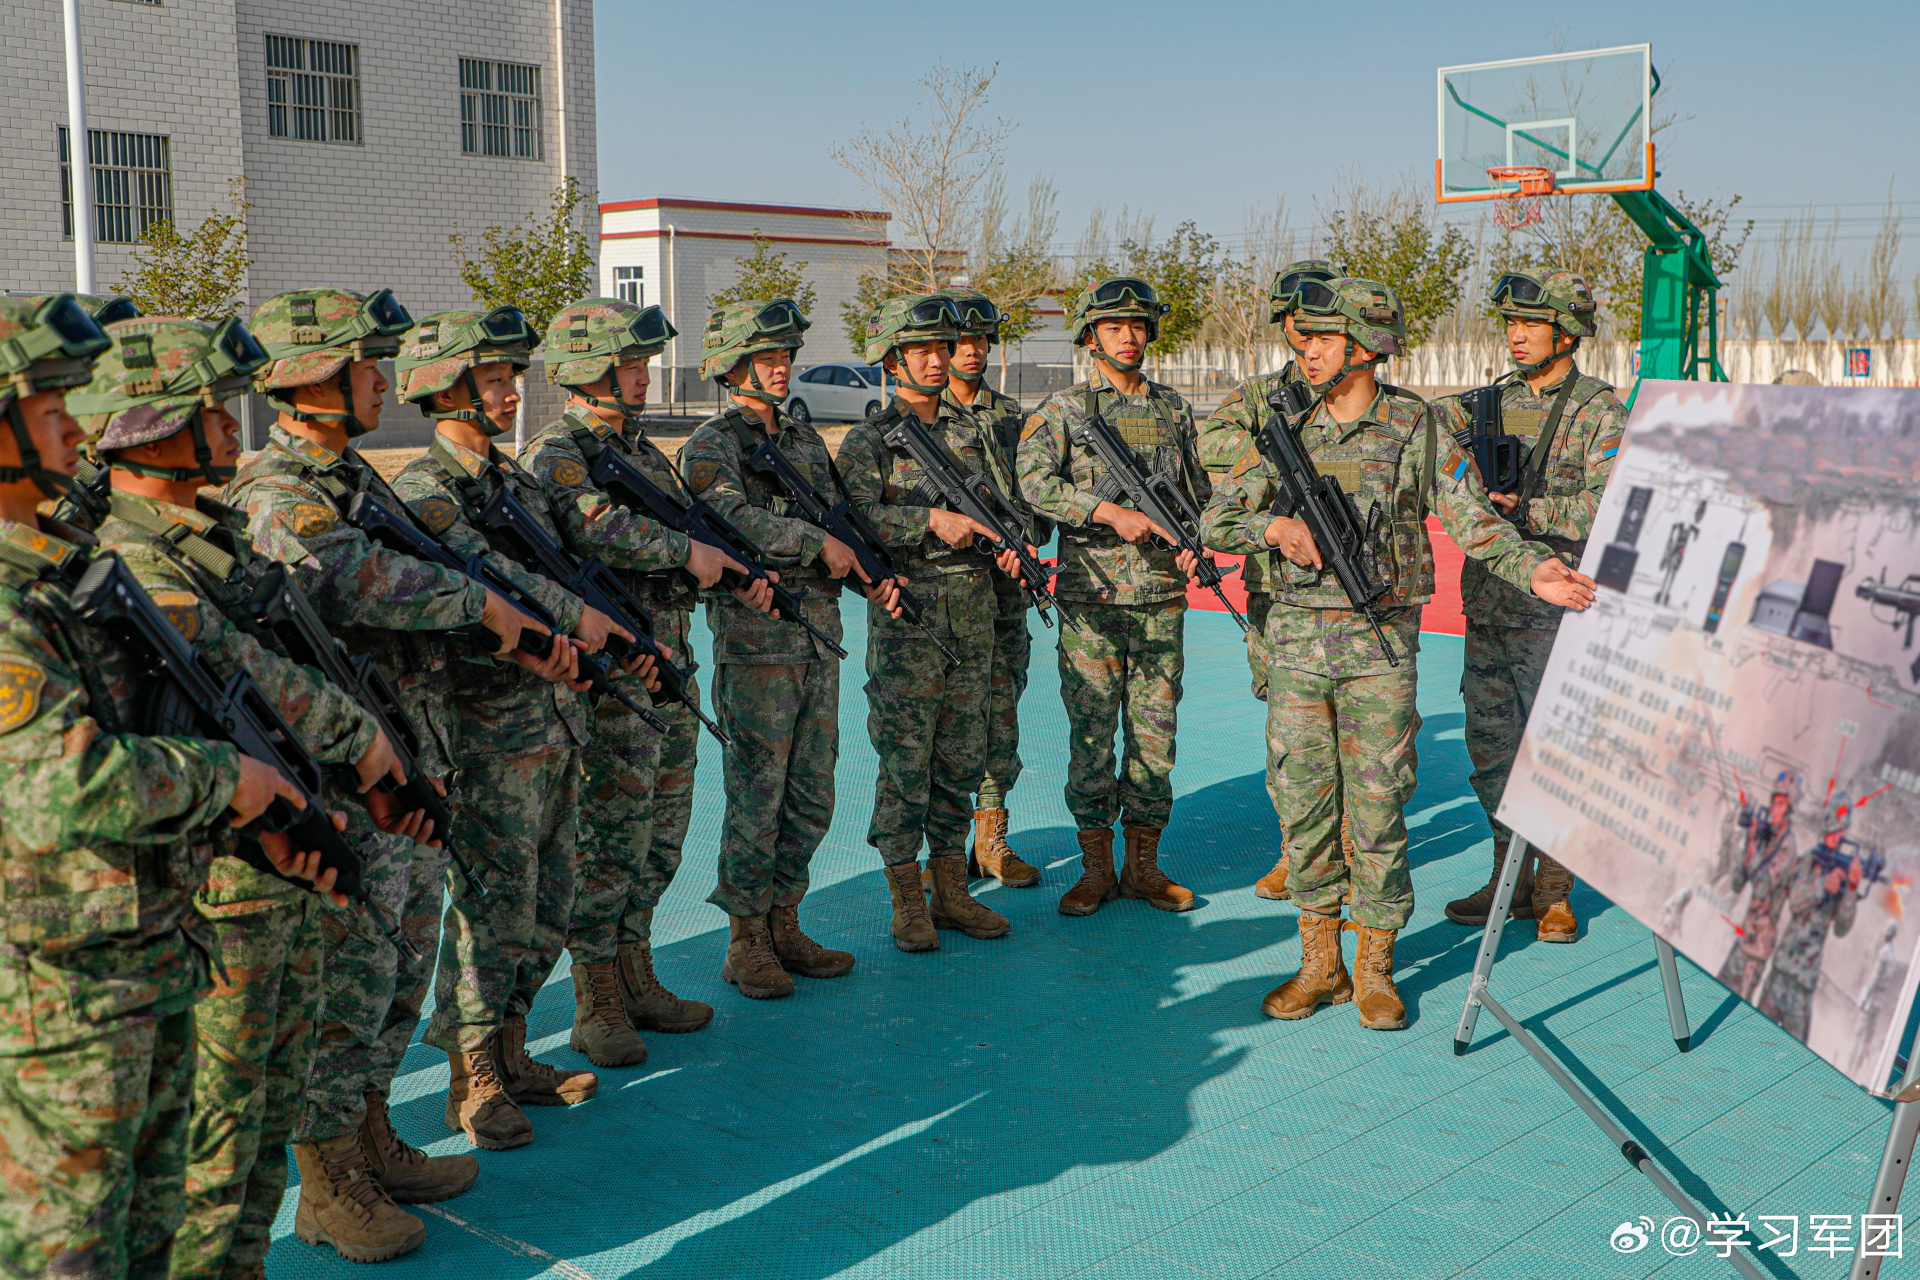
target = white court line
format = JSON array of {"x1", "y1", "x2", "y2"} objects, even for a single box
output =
[{"x1": 415, "y1": 1203, "x2": 599, "y2": 1280}]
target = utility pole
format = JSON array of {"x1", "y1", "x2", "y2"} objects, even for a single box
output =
[{"x1": 62, "y1": 0, "x2": 96, "y2": 293}]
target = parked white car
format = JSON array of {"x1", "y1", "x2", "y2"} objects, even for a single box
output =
[{"x1": 785, "y1": 364, "x2": 888, "y2": 424}]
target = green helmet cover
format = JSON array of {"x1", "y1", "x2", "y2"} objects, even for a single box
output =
[
  {"x1": 0, "y1": 294, "x2": 112, "y2": 496},
  {"x1": 1491, "y1": 269, "x2": 1599, "y2": 340},
  {"x1": 862, "y1": 293, "x2": 962, "y2": 374},
  {"x1": 251, "y1": 287, "x2": 412, "y2": 437},
  {"x1": 700, "y1": 299, "x2": 809, "y2": 407},
  {"x1": 68, "y1": 315, "x2": 268, "y2": 482},
  {"x1": 1292, "y1": 277, "x2": 1406, "y2": 357},
  {"x1": 544, "y1": 297, "x2": 676, "y2": 390},
  {"x1": 397, "y1": 307, "x2": 534, "y2": 435},
  {"x1": 1268, "y1": 259, "x2": 1342, "y2": 322}
]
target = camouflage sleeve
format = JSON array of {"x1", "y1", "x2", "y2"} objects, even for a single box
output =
[
  {"x1": 838, "y1": 421, "x2": 929, "y2": 549},
  {"x1": 1429, "y1": 431, "x2": 1553, "y2": 594},
  {"x1": 1834, "y1": 882, "x2": 1859, "y2": 938},
  {"x1": 114, "y1": 542, "x2": 378, "y2": 768},
  {"x1": 0, "y1": 604, "x2": 241, "y2": 851},
  {"x1": 1174, "y1": 396, "x2": 1212, "y2": 511},
  {"x1": 1430, "y1": 395, "x2": 1476, "y2": 483},
  {"x1": 1197, "y1": 388, "x2": 1260, "y2": 475},
  {"x1": 237, "y1": 481, "x2": 489, "y2": 632},
  {"x1": 1200, "y1": 439, "x2": 1278, "y2": 556},
  {"x1": 679, "y1": 426, "x2": 826, "y2": 567},
  {"x1": 1528, "y1": 392, "x2": 1625, "y2": 541},
  {"x1": 1014, "y1": 398, "x2": 1099, "y2": 527},
  {"x1": 524, "y1": 435, "x2": 691, "y2": 574},
  {"x1": 391, "y1": 468, "x2": 584, "y2": 634}
]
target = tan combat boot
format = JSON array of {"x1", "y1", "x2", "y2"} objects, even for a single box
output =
[
  {"x1": 1119, "y1": 827, "x2": 1195, "y2": 912},
  {"x1": 569, "y1": 962, "x2": 649, "y2": 1067},
  {"x1": 498, "y1": 1012, "x2": 597, "y2": 1105},
  {"x1": 1058, "y1": 829, "x2": 1120, "y2": 916},
  {"x1": 1254, "y1": 852, "x2": 1291, "y2": 900},
  {"x1": 769, "y1": 895, "x2": 857, "y2": 978},
  {"x1": 1261, "y1": 911, "x2": 1353, "y2": 1019},
  {"x1": 1532, "y1": 855, "x2": 1579, "y2": 943},
  {"x1": 721, "y1": 913, "x2": 797, "y2": 997},
  {"x1": 1347, "y1": 921, "x2": 1408, "y2": 1030},
  {"x1": 360, "y1": 1089, "x2": 477, "y2": 1204},
  {"x1": 884, "y1": 862, "x2": 940, "y2": 952},
  {"x1": 620, "y1": 911, "x2": 714, "y2": 1032},
  {"x1": 445, "y1": 1036, "x2": 534, "y2": 1150},
  {"x1": 928, "y1": 854, "x2": 1012, "y2": 939},
  {"x1": 292, "y1": 1132, "x2": 427, "y2": 1262},
  {"x1": 1443, "y1": 837, "x2": 1535, "y2": 926},
  {"x1": 970, "y1": 808, "x2": 1041, "y2": 887}
]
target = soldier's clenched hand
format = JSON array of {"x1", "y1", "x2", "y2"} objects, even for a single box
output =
[
  {"x1": 685, "y1": 540, "x2": 734, "y2": 588},
  {"x1": 1531, "y1": 557, "x2": 1596, "y2": 610},
  {"x1": 259, "y1": 823, "x2": 351, "y2": 907},
  {"x1": 1263, "y1": 515, "x2": 1323, "y2": 569},
  {"x1": 230, "y1": 753, "x2": 305, "y2": 828},
  {"x1": 732, "y1": 572, "x2": 778, "y2": 615},
  {"x1": 480, "y1": 589, "x2": 535, "y2": 656},
  {"x1": 820, "y1": 535, "x2": 870, "y2": 582},
  {"x1": 572, "y1": 605, "x2": 629, "y2": 654},
  {"x1": 352, "y1": 727, "x2": 405, "y2": 794},
  {"x1": 1092, "y1": 501, "x2": 1167, "y2": 546},
  {"x1": 865, "y1": 575, "x2": 905, "y2": 618},
  {"x1": 928, "y1": 507, "x2": 995, "y2": 549},
  {"x1": 366, "y1": 788, "x2": 437, "y2": 846}
]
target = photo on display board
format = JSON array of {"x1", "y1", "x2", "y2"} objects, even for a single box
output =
[{"x1": 1497, "y1": 380, "x2": 1920, "y2": 1092}]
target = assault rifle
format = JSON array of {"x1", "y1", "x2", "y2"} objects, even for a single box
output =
[
  {"x1": 1451, "y1": 379, "x2": 1526, "y2": 501},
  {"x1": 584, "y1": 449, "x2": 847, "y2": 660},
  {"x1": 743, "y1": 438, "x2": 961, "y2": 668},
  {"x1": 70, "y1": 552, "x2": 417, "y2": 957},
  {"x1": 1856, "y1": 570, "x2": 1920, "y2": 684},
  {"x1": 1256, "y1": 381, "x2": 1398, "y2": 666},
  {"x1": 1069, "y1": 407, "x2": 1248, "y2": 632},
  {"x1": 880, "y1": 413, "x2": 1080, "y2": 635},
  {"x1": 54, "y1": 455, "x2": 113, "y2": 530},
  {"x1": 342, "y1": 491, "x2": 665, "y2": 731},
  {"x1": 476, "y1": 485, "x2": 729, "y2": 744},
  {"x1": 1811, "y1": 837, "x2": 1885, "y2": 900},
  {"x1": 244, "y1": 562, "x2": 489, "y2": 904}
]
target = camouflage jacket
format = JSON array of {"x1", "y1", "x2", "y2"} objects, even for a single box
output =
[
  {"x1": 391, "y1": 434, "x2": 590, "y2": 758},
  {"x1": 839, "y1": 398, "x2": 996, "y2": 642},
  {"x1": 95, "y1": 490, "x2": 381, "y2": 908},
  {"x1": 523, "y1": 405, "x2": 698, "y2": 618},
  {"x1": 1201, "y1": 383, "x2": 1555, "y2": 678},
  {"x1": 1430, "y1": 366, "x2": 1624, "y2": 629},
  {"x1": 680, "y1": 404, "x2": 843, "y2": 665},
  {"x1": 1015, "y1": 376, "x2": 1208, "y2": 607},
  {"x1": 225, "y1": 426, "x2": 491, "y2": 701},
  {"x1": 1197, "y1": 363, "x2": 1307, "y2": 597},
  {"x1": 0, "y1": 516, "x2": 242, "y2": 1054},
  {"x1": 945, "y1": 382, "x2": 1045, "y2": 620},
  {"x1": 1771, "y1": 849, "x2": 1858, "y2": 987}
]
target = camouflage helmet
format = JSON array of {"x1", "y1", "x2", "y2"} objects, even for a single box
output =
[
  {"x1": 543, "y1": 297, "x2": 675, "y2": 389},
  {"x1": 1768, "y1": 769, "x2": 1804, "y2": 807},
  {"x1": 1292, "y1": 277, "x2": 1406, "y2": 357},
  {"x1": 699, "y1": 299, "x2": 809, "y2": 382},
  {"x1": 934, "y1": 287, "x2": 1004, "y2": 346},
  {"x1": 1490, "y1": 269, "x2": 1598, "y2": 339},
  {"x1": 862, "y1": 293, "x2": 962, "y2": 366},
  {"x1": 0, "y1": 294, "x2": 112, "y2": 496},
  {"x1": 1268, "y1": 259, "x2": 1342, "y2": 322},
  {"x1": 251, "y1": 287, "x2": 413, "y2": 393},
  {"x1": 66, "y1": 317, "x2": 269, "y2": 480},
  {"x1": 1826, "y1": 793, "x2": 1854, "y2": 836},
  {"x1": 1067, "y1": 276, "x2": 1169, "y2": 345},
  {"x1": 74, "y1": 294, "x2": 143, "y2": 325},
  {"x1": 397, "y1": 307, "x2": 534, "y2": 433}
]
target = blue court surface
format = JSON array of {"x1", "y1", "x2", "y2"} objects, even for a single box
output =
[{"x1": 271, "y1": 605, "x2": 1902, "y2": 1280}]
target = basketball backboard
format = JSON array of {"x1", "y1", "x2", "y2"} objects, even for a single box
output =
[{"x1": 1437, "y1": 44, "x2": 1654, "y2": 203}]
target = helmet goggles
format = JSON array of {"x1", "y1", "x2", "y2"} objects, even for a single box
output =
[
  {"x1": 949, "y1": 294, "x2": 1003, "y2": 333},
  {"x1": 1087, "y1": 277, "x2": 1168, "y2": 315},
  {"x1": 2, "y1": 294, "x2": 113, "y2": 383}
]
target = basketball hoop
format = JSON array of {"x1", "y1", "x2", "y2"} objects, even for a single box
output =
[{"x1": 1485, "y1": 166, "x2": 1557, "y2": 229}]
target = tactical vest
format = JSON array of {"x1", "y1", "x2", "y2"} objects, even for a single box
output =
[
  {"x1": 561, "y1": 416, "x2": 699, "y2": 612},
  {"x1": 864, "y1": 402, "x2": 996, "y2": 572},
  {"x1": 1496, "y1": 371, "x2": 1610, "y2": 556},
  {"x1": 104, "y1": 493, "x2": 284, "y2": 654}
]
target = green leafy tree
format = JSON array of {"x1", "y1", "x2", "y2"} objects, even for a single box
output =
[
  {"x1": 969, "y1": 172, "x2": 1060, "y2": 387},
  {"x1": 115, "y1": 179, "x2": 251, "y2": 319},
  {"x1": 449, "y1": 175, "x2": 597, "y2": 333},
  {"x1": 840, "y1": 270, "x2": 902, "y2": 357},
  {"x1": 1322, "y1": 177, "x2": 1471, "y2": 352},
  {"x1": 708, "y1": 233, "x2": 818, "y2": 315},
  {"x1": 1067, "y1": 218, "x2": 1220, "y2": 373}
]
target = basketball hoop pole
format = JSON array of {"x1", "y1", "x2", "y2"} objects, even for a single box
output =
[{"x1": 1612, "y1": 187, "x2": 1727, "y2": 397}]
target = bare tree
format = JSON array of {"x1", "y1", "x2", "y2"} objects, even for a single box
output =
[
  {"x1": 1856, "y1": 188, "x2": 1905, "y2": 382},
  {"x1": 1814, "y1": 211, "x2": 1847, "y2": 371},
  {"x1": 970, "y1": 170, "x2": 1060, "y2": 390},
  {"x1": 1200, "y1": 200, "x2": 1296, "y2": 380},
  {"x1": 1779, "y1": 209, "x2": 1819, "y2": 364}
]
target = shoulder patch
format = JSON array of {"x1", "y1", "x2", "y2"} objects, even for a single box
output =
[
  {"x1": 0, "y1": 658, "x2": 45, "y2": 733},
  {"x1": 683, "y1": 457, "x2": 721, "y2": 495},
  {"x1": 1019, "y1": 413, "x2": 1047, "y2": 443},
  {"x1": 415, "y1": 498, "x2": 460, "y2": 535},
  {"x1": 282, "y1": 501, "x2": 337, "y2": 539},
  {"x1": 550, "y1": 458, "x2": 588, "y2": 488},
  {"x1": 152, "y1": 591, "x2": 203, "y2": 642},
  {"x1": 1229, "y1": 444, "x2": 1264, "y2": 479}
]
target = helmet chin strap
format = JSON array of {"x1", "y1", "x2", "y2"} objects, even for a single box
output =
[
  {"x1": 885, "y1": 348, "x2": 949, "y2": 396},
  {"x1": 574, "y1": 363, "x2": 648, "y2": 424},
  {"x1": 1510, "y1": 332, "x2": 1580, "y2": 375},
  {"x1": 1303, "y1": 337, "x2": 1382, "y2": 394},
  {"x1": 428, "y1": 369, "x2": 512, "y2": 437},
  {"x1": 283, "y1": 365, "x2": 376, "y2": 437},
  {"x1": 947, "y1": 365, "x2": 984, "y2": 386},
  {"x1": 0, "y1": 390, "x2": 72, "y2": 498},
  {"x1": 1089, "y1": 330, "x2": 1144, "y2": 374},
  {"x1": 725, "y1": 361, "x2": 783, "y2": 409}
]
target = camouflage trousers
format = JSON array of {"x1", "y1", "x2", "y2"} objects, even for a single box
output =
[
  {"x1": 0, "y1": 1009, "x2": 195, "y2": 1280},
  {"x1": 977, "y1": 592, "x2": 1031, "y2": 809},
  {"x1": 1266, "y1": 662, "x2": 1421, "y2": 930},
  {"x1": 1245, "y1": 593, "x2": 1272, "y2": 700},
  {"x1": 708, "y1": 659, "x2": 838, "y2": 917},
  {"x1": 1757, "y1": 970, "x2": 1812, "y2": 1041},
  {"x1": 1056, "y1": 599, "x2": 1186, "y2": 831},
  {"x1": 570, "y1": 677, "x2": 699, "y2": 964},
  {"x1": 423, "y1": 745, "x2": 580, "y2": 1054},
  {"x1": 1461, "y1": 621, "x2": 1560, "y2": 840},
  {"x1": 296, "y1": 818, "x2": 446, "y2": 1143},
  {"x1": 172, "y1": 894, "x2": 321, "y2": 1280},
  {"x1": 864, "y1": 628, "x2": 991, "y2": 865}
]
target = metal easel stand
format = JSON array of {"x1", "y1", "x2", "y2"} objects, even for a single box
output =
[{"x1": 1452, "y1": 835, "x2": 1768, "y2": 1280}]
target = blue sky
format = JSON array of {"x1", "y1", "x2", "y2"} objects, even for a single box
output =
[{"x1": 596, "y1": 0, "x2": 1920, "y2": 268}]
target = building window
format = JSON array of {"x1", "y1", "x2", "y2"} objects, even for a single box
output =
[
  {"x1": 266, "y1": 36, "x2": 361, "y2": 143},
  {"x1": 59, "y1": 128, "x2": 172, "y2": 244},
  {"x1": 614, "y1": 267, "x2": 644, "y2": 306},
  {"x1": 460, "y1": 59, "x2": 542, "y2": 159}
]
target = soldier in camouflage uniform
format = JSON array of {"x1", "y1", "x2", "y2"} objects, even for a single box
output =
[
  {"x1": 67, "y1": 314, "x2": 434, "y2": 1280},
  {"x1": 932, "y1": 287, "x2": 1044, "y2": 888},
  {"x1": 392, "y1": 309, "x2": 626, "y2": 1140},
  {"x1": 1718, "y1": 773, "x2": 1807, "y2": 1001},
  {"x1": 226, "y1": 287, "x2": 577, "y2": 1262},
  {"x1": 681, "y1": 299, "x2": 891, "y2": 999},
  {"x1": 841, "y1": 294, "x2": 1022, "y2": 951},
  {"x1": 1194, "y1": 261, "x2": 1348, "y2": 902},
  {"x1": 523, "y1": 298, "x2": 758, "y2": 1043},
  {"x1": 1014, "y1": 277, "x2": 1210, "y2": 918},
  {"x1": 0, "y1": 294, "x2": 321, "y2": 1280},
  {"x1": 1199, "y1": 278, "x2": 1595, "y2": 1030},
  {"x1": 1755, "y1": 798, "x2": 1861, "y2": 1041},
  {"x1": 1433, "y1": 271, "x2": 1625, "y2": 944}
]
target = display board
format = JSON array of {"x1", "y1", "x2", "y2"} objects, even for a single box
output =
[{"x1": 1499, "y1": 380, "x2": 1920, "y2": 1091}]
